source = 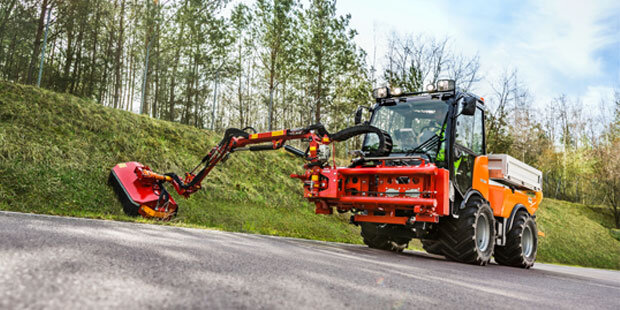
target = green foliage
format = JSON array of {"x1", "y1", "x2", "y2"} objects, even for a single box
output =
[
  {"x1": 0, "y1": 0, "x2": 38, "y2": 82},
  {"x1": 485, "y1": 112, "x2": 515, "y2": 154},
  {"x1": 0, "y1": 0, "x2": 372, "y2": 137},
  {"x1": 591, "y1": 96, "x2": 620, "y2": 228},
  {"x1": 299, "y1": 0, "x2": 366, "y2": 123},
  {"x1": 253, "y1": 0, "x2": 298, "y2": 129}
]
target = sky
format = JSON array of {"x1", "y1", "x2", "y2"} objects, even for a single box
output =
[{"x1": 335, "y1": 0, "x2": 620, "y2": 113}]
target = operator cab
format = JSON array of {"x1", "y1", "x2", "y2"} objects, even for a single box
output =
[
  {"x1": 362, "y1": 96, "x2": 449, "y2": 162},
  {"x1": 356, "y1": 79, "x2": 486, "y2": 201}
]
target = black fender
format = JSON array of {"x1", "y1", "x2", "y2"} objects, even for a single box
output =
[
  {"x1": 452, "y1": 188, "x2": 487, "y2": 217},
  {"x1": 507, "y1": 204, "x2": 530, "y2": 231},
  {"x1": 460, "y1": 189, "x2": 487, "y2": 209}
]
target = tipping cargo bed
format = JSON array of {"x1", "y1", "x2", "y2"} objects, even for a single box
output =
[{"x1": 487, "y1": 154, "x2": 542, "y2": 191}]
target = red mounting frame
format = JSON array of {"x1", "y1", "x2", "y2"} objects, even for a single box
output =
[{"x1": 294, "y1": 159, "x2": 450, "y2": 224}]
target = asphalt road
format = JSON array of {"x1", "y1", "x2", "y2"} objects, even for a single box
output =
[{"x1": 1, "y1": 211, "x2": 619, "y2": 309}]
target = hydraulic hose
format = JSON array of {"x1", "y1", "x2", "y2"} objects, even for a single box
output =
[{"x1": 329, "y1": 124, "x2": 392, "y2": 156}]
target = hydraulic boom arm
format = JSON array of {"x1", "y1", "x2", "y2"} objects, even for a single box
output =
[{"x1": 128, "y1": 123, "x2": 391, "y2": 209}]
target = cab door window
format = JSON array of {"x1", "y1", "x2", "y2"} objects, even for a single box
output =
[
  {"x1": 472, "y1": 107, "x2": 484, "y2": 154},
  {"x1": 455, "y1": 112, "x2": 475, "y2": 151},
  {"x1": 453, "y1": 101, "x2": 483, "y2": 195}
]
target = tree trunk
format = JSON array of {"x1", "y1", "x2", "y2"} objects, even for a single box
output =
[
  {"x1": 98, "y1": 23, "x2": 114, "y2": 104},
  {"x1": 183, "y1": 51, "x2": 197, "y2": 125},
  {"x1": 86, "y1": 0, "x2": 101, "y2": 97},
  {"x1": 268, "y1": 48, "x2": 276, "y2": 130},
  {"x1": 246, "y1": 59, "x2": 253, "y2": 127},
  {"x1": 63, "y1": 29, "x2": 75, "y2": 92},
  {"x1": 3, "y1": 30, "x2": 18, "y2": 79},
  {"x1": 281, "y1": 79, "x2": 287, "y2": 127},
  {"x1": 71, "y1": 24, "x2": 85, "y2": 94},
  {"x1": 113, "y1": 0, "x2": 125, "y2": 109},
  {"x1": 141, "y1": 1, "x2": 156, "y2": 115},
  {"x1": 237, "y1": 48, "x2": 244, "y2": 128},
  {"x1": 26, "y1": 0, "x2": 49, "y2": 85},
  {"x1": 193, "y1": 49, "x2": 199, "y2": 127},
  {"x1": 47, "y1": 35, "x2": 57, "y2": 88},
  {"x1": 129, "y1": 52, "x2": 137, "y2": 112},
  {"x1": 122, "y1": 36, "x2": 133, "y2": 111},
  {"x1": 168, "y1": 47, "x2": 181, "y2": 121},
  {"x1": 152, "y1": 21, "x2": 160, "y2": 118},
  {"x1": 315, "y1": 62, "x2": 323, "y2": 124}
]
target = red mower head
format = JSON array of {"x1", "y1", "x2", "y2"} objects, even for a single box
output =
[{"x1": 108, "y1": 162, "x2": 178, "y2": 220}]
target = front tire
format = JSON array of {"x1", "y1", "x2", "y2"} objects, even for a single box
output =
[
  {"x1": 436, "y1": 199, "x2": 496, "y2": 265},
  {"x1": 494, "y1": 211, "x2": 537, "y2": 268},
  {"x1": 360, "y1": 223, "x2": 409, "y2": 252},
  {"x1": 421, "y1": 239, "x2": 444, "y2": 256}
]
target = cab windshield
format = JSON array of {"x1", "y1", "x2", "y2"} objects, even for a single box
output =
[{"x1": 363, "y1": 99, "x2": 449, "y2": 154}]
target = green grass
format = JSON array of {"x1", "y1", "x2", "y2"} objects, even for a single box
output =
[
  {"x1": 0, "y1": 81, "x2": 618, "y2": 269},
  {"x1": 536, "y1": 199, "x2": 620, "y2": 269}
]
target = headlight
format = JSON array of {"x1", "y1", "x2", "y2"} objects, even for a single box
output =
[{"x1": 425, "y1": 83, "x2": 436, "y2": 92}]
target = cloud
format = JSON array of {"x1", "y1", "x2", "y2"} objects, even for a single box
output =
[
  {"x1": 338, "y1": 0, "x2": 620, "y2": 110},
  {"x1": 580, "y1": 85, "x2": 616, "y2": 112},
  {"x1": 513, "y1": 1, "x2": 617, "y2": 83}
]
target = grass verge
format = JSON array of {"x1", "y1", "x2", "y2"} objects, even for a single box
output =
[{"x1": 537, "y1": 199, "x2": 620, "y2": 269}]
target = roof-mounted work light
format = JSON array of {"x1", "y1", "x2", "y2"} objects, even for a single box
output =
[
  {"x1": 372, "y1": 86, "x2": 389, "y2": 99},
  {"x1": 437, "y1": 79, "x2": 455, "y2": 91},
  {"x1": 391, "y1": 87, "x2": 403, "y2": 96}
]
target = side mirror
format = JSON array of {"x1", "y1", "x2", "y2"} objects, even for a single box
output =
[
  {"x1": 461, "y1": 97, "x2": 477, "y2": 116},
  {"x1": 354, "y1": 106, "x2": 365, "y2": 125}
]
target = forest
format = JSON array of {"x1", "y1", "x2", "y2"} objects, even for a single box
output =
[{"x1": 0, "y1": 0, "x2": 618, "y2": 228}]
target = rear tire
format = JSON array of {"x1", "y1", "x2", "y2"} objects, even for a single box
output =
[
  {"x1": 360, "y1": 223, "x2": 409, "y2": 252},
  {"x1": 494, "y1": 211, "x2": 537, "y2": 268},
  {"x1": 436, "y1": 199, "x2": 496, "y2": 265}
]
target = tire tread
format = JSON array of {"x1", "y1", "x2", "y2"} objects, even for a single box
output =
[
  {"x1": 434, "y1": 200, "x2": 496, "y2": 265},
  {"x1": 495, "y1": 211, "x2": 537, "y2": 268}
]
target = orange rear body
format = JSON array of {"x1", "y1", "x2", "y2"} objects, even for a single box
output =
[{"x1": 472, "y1": 156, "x2": 543, "y2": 218}]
